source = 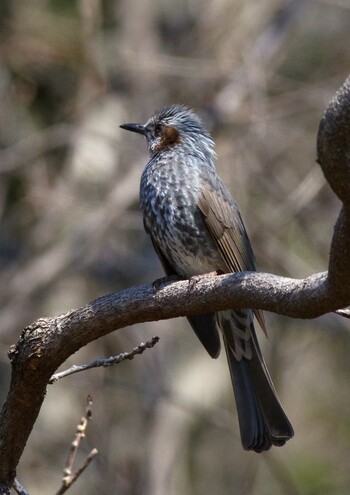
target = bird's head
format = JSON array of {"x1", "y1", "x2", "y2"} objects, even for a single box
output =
[{"x1": 120, "y1": 104, "x2": 215, "y2": 161}]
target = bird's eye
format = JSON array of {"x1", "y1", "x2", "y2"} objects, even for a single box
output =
[{"x1": 154, "y1": 123, "x2": 162, "y2": 135}]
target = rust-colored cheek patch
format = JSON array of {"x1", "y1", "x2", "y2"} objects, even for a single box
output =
[{"x1": 161, "y1": 126, "x2": 180, "y2": 147}]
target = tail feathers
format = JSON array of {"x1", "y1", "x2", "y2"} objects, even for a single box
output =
[
  {"x1": 187, "y1": 313, "x2": 221, "y2": 359},
  {"x1": 223, "y1": 327, "x2": 294, "y2": 452}
]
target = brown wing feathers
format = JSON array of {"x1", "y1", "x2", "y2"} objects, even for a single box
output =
[{"x1": 198, "y1": 187, "x2": 267, "y2": 335}]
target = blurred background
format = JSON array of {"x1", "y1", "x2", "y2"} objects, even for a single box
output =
[{"x1": 0, "y1": 0, "x2": 349, "y2": 494}]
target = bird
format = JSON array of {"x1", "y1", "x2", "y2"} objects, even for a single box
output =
[{"x1": 120, "y1": 104, "x2": 294, "y2": 452}]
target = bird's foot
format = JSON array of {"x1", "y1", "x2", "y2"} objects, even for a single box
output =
[
  {"x1": 188, "y1": 270, "x2": 223, "y2": 289},
  {"x1": 152, "y1": 275, "x2": 181, "y2": 292}
]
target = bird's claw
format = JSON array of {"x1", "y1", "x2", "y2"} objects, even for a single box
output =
[{"x1": 188, "y1": 270, "x2": 222, "y2": 289}]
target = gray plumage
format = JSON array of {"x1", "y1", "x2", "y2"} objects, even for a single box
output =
[{"x1": 120, "y1": 104, "x2": 294, "y2": 452}]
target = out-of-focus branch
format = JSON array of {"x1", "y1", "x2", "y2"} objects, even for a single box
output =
[
  {"x1": 214, "y1": 0, "x2": 309, "y2": 117},
  {"x1": 0, "y1": 124, "x2": 74, "y2": 174},
  {"x1": 0, "y1": 75, "x2": 349, "y2": 494}
]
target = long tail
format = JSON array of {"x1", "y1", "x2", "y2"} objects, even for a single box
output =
[{"x1": 220, "y1": 311, "x2": 294, "y2": 452}]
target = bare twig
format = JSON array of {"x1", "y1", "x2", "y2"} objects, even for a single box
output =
[
  {"x1": 335, "y1": 308, "x2": 350, "y2": 319},
  {"x1": 49, "y1": 336, "x2": 159, "y2": 383},
  {"x1": 57, "y1": 449, "x2": 98, "y2": 495},
  {"x1": 13, "y1": 478, "x2": 29, "y2": 495},
  {"x1": 55, "y1": 396, "x2": 98, "y2": 495}
]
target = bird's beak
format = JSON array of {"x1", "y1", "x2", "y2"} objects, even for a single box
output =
[{"x1": 119, "y1": 123, "x2": 146, "y2": 136}]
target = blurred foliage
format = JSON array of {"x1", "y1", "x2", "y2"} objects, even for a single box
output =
[{"x1": 0, "y1": 0, "x2": 350, "y2": 494}]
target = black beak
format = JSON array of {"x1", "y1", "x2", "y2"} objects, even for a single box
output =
[{"x1": 119, "y1": 123, "x2": 146, "y2": 136}]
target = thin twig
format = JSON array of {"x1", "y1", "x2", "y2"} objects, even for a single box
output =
[
  {"x1": 13, "y1": 478, "x2": 29, "y2": 495},
  {"x1": 64, "y1": 396, "x2": 93, "y2": 476},
  {"x1": 335, "y1": 308, "x2": 350, "y2": 319},
  {"x1": 56, "y1": 449, "x2": 98, "y2": 495},
  {"x1": 54, "y1": 396, "x2": 97, "y2": 495},
  {"x1": 49, "y1": 336, "x2": 159, "y2": 384}
]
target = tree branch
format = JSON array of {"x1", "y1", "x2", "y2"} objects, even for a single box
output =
[
  {"x1": 49, "y1": 336, "x2": 160, "y2": 383},
  {"x1": 13, "y1": 478, "x2": 29, "y2": 495},
  {"x1": 55, "y1": 395, "x2": 97, "y2": 495},
  {"x1": 317, "y1": 76, "x2": 350, "y2": 294},
  {"x1": 0, "y1": 75, "x2": 350, "y2": 492}
]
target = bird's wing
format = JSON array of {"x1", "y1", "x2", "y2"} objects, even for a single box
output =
[
  {"x1": 198, "y1": 184, "x2": 267, "y2": 335},
  {"x1": 148, "y1": 232, "x2": 221, "y2": 358}
]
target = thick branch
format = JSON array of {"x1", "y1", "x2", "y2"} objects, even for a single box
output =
[
  {"x1": 1, "y1": 75, "x2": 350, "y2": 491},
  {"x1": 317, "y1": 75, "x2": 350, "y2": 207},
  {"x1": 0, "y1": 269, "x2": 349, "y2": 490},
  {"x1": 317, "y1": 74, "x2": 350, "y2": 293}
]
